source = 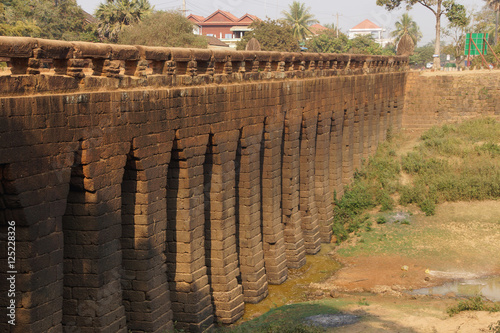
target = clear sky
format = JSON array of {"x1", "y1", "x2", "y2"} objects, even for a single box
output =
[{"x1": 77, "y1": 0, "x2": 487, "y2": 46}]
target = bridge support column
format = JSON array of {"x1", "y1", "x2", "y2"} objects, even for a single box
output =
[
  {"x1": 204, "y1": 131, "x2": 244, "y2": 324},
  {"x1": 330, "y1": 105, "x2": 345, "y2": 199},
  {"x1": 120, "y1": 134, "x2": 174, "y2": 333},
  {"x1": 166, "y1": 134, "x2": 214, "y2": 333},
  {"x1": 371, "y1": 78, "x2": 382, "y2": 156},
  {"x1": 0, "y1": 156, "x2": 72, "y2": 333},
  {"x1": 315, "y1": 110, "x2": 334, "y2": 243},
  {"x1": 62, "y1": 141, "x2": 129, "y2": 332},
  {"x1": 261, "y1": 116, "x2": 288, "y2": 283},
  {"x1": 300, "y1": 112, "x2": 321, "y2": 254},
  {"x1": 282, "y1": 113, "x2": 306, "y2": 268},
  {"x1": 342, "y1": 105, "x2": 355, "y2": 188},
  {"x1": 362, "y1": 92, "x2": 373, "y2": 162},
  {"x1": 237, "y1": 124, "x2": 268, "y2": 303}
]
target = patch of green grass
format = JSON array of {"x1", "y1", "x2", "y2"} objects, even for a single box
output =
[
  {"x1": 357, "y1": 298, "x2": 369, "y2": 306},
  {"x1": 219, "y1": 302, "x2": 347, "y2": 332},
  {"x1": 333, "y1": 117, "x2": 500, "y2": 244},
  {"x1": 446, "y1": 296, "x2": 500, "y2": 317}
]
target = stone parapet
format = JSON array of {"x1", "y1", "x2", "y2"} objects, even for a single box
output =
[{"x1": 0, "y1": 36, "x2": 409, "y2": 96}]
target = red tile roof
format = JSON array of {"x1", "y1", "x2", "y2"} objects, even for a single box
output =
[
  {"x1": 187, "y1": 14, "x2": 205, "y2": 23},
  {"x1": 204, "y1": 9, "x2": 239, "y2": 23},
  {"x1": 309, "y1": 23, "x2": 328, "y2": 34},
  {"x1": 188, "y1": 10, "x2": 260, "y2": 24},
  {"x1": 239, "y1": 13, "x2": 259, "y2": 23},
  {"x1": 351, "y1": 19, "x2": 381, "y2": 30}
]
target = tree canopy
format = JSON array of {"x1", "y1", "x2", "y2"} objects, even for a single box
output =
[
  {"x1": 281, "y1": 1, "x2": 318, "y2": 42},
  {"x1": 377, "y1": 0, "x2": 467, "y2": 68},
  {"x1": 95, "y1": 0, "x2": 152, "y2": 42},
  {"x1": 349, "y1": 35, "x2": 395, "y2": 55},
  {"x1": 118, "y1": 10, "x2": 207, "y2": 48},
  {"x1": 409, "y1": 42, "x2": 434, "y2": 66},
  {"x1": 485, "y1": 0, "x2": 499, "y2": 44},
  {"x1": 306, "y1": 29, "x2": 395, "y2": 55},
  {"x1": 236, "y1": 19, "x2": 300, "y2": 52},
  {"x1": 0, "y1": 0, "x2": 94, "y2": 40},
  {"x1": 306, "y1": 29, "x2": 351, "y2": 53},
  {"x1": 391, "y1": 13, "x2": 422, "y2": 45}
]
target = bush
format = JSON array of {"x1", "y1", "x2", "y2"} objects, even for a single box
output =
[
  {"x1": 118, "y1": 11, "x2": 208, "y2": 48},
  {"x1": 490, "y1": 320, "x2": 500, "y2": 333},
  {"x1": 447, "y1": 296, "x2": 500, "y2": 317},
  {"x1": 419, "y1": 198, "x2": 436, "y2": 216}
]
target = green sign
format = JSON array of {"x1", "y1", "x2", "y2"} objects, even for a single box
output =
[{"x1": 464, "y1": 33, "x2": 488, "y2": 55}]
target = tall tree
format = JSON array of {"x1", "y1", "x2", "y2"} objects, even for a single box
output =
[
  {"x1": 95, "y1": 0, "x2": 152, "y2": 42},
  {"x1": 377, "y1": 0, "x2": 467, "y2": 69},
  {"x1": 485, "y1": 0, "x2": 499, "y2": 44},
  {"x1": 281, "y1": 1, "x2": 318, "y2": 42},
  {"x1": 443, "y1": 11, "x2": 472, "y2": 66},
  {"x1": 391, "y1": 13, "x2": 422, "y2": 45}
]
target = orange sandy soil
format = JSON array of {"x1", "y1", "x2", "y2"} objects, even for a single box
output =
[{"x1": 306, "y1": 200, "x2": 500, "y2": 332}]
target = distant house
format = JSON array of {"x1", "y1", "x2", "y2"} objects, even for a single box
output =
[
  {"x1": 309, "y1": 23, "x2": 328, "y2": 36},
  {"x1": 348, "y1": 19, "x2": 392, "y2": 47},
  {"x1": 188, "y1": 10, "x2": 260, "y2": 48}
]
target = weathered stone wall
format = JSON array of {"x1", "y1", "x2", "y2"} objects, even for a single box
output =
[
  {"x1": 0, "y1": 37, "x2": 408, "y2": 333},
  {"x1": 403, "y1": 71, "x2": 500, "y2": 129}
]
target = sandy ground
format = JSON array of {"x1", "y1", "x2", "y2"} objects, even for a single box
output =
[{"x1": 304, "y1": 200, "x2": 500, "y2": 332}]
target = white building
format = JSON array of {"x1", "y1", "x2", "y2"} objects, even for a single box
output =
[{"x1": 348, "y1": 19, "x2": 392, "y2": 47}]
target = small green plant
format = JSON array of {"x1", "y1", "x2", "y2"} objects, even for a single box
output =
[
  {"x1": 419, "y1": 198, "x2": 436, "y2": 216},
  {"x1": 447, "y1": 296, "x2": 485, "y2": 316},
  {"x1": 376, "y1": 216, "x2": 387, "y2": 224},
  {"x1": 357, "y1": 298, "x2": 369, "y2": 306},
  {"x1": 446, "y1": 296, "x2": 500, "y2": 317},
  {"x1": 489, "y1": 320, "x2": 500, "y2": 333},
  {"x1": 400, "y1": 219, "x2": 410, "y2": 225}
]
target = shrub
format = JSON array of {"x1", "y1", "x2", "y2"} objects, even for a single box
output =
[
  {"x1": 118, "y1": 11, "x2": 208, "y2": 48},
  {"x1": 447, "y1": 296, "x2": 500, "y2": 317},
  {"x1": 490, "y1": 320, "x2": 500, "y2": 333}
]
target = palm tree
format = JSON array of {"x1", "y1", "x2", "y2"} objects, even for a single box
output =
[
  {"x1": 391, "y1": 13, "x2": 422, "y2": 45},
  {"x1": 485, "y1": 0, "x2": 499, "y2": 45},
  {"x1": 95, "y1": 0, "x2": 152, "y2": 42},
  {"x1": 282, "y1": 1, "x2": 318, "y2": 42}
]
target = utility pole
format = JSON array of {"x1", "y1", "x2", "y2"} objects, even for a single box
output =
[
  {"x1": 335, "y1": 13, "x2": 341, "y2": 38},
  {"x1": 182, "y1": 0, "x2": 186, "y2": 16}
]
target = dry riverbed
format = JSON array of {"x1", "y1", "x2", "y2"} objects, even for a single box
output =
[{"x1": 310, "y1": 200, "x2": 500, "y2": 332}]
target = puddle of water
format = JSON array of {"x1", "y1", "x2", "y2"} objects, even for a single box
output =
[
  {"x1": 240, "y1": 243, "x2": 341, "y2": 322},
  {"x1": 411, "y1": 276, "x2": 500, "y2": 301}
]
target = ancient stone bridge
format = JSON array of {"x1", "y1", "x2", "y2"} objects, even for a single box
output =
[{"x1": 0, "y1": 37, "x2": 413, "y2": 333}]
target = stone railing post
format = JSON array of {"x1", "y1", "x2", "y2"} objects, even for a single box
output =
[
  {"x1": 71, "y1": 41, "x2": 112, "y2": 77},
  {"x1": 0, "y1": 36, "x2": 36, "y2": 75}
]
